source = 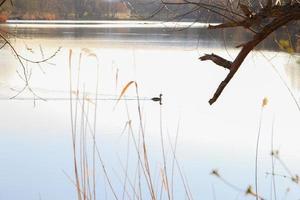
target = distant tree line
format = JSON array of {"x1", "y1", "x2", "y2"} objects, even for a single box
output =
[
  {"x1": 0, "y1": 0, "x2": 299, "y2": 29},
  {"x1": 0, "y1": 0, "x2": 242, "y2": 21},
  {"x1": 5, "y1": 0, "x2": 132, "y2": 20}
]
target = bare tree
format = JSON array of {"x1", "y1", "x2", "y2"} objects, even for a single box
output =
[
  {"x1": 126, "y1": 0, "x2": 300, "y2": 104},
  {"x1": 0, "y1": 0, "x2": 61, "y2": 99}
]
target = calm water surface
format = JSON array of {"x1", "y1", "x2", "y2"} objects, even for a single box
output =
[{"x1": 0, "y1": 22, "x2": 300, "y2": 200}]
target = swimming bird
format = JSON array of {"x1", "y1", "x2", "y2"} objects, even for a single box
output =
[{"x1": 151, "y1": 94, "x2": 162, "y2": 105}]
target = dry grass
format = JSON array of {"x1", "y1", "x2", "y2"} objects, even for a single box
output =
[{"x1": 66, "y1": 49, "x2": 300, "y2": 200}]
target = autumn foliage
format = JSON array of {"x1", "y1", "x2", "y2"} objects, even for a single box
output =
[
  {"x1": 0, "y1": 14, "x2": 7, "y2": 22},
  {"x1": 22, "y1": 12, "x2": 57, "y2": 20}
]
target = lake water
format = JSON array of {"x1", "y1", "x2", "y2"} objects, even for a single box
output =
[{"x1": 0, "y1": 21, "x2": 300, "y2": 200}]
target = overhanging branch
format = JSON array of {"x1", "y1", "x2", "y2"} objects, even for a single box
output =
[{"x1": 201, "y1": 3, "x2": 300, "y2": 105}]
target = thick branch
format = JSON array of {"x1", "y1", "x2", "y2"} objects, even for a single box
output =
[
  {"x1": 199, "y1": 54, "x2": 232, "y2": 70},
  {"x1": 205, "y1": 9, "x2": 300, "y2": 105},
  {"x1": 208, "y1": 4, "x2": 300, "y2": 30}
]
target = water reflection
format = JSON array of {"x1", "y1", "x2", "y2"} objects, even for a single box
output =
[
  {"x1": 0, "y1": 25, "x2": 299, "y2": 199},
  {"x1": 0, "y1": 51, "x2": 17, "y2": 84},
  {"x1": 285, "y1": 58, "x2": 300, "y2": 91}
]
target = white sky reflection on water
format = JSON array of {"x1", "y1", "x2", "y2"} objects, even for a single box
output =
[
  {"x1": 0, "y1": 36, "x2": 299, "y2": 199},
  {"x1": 4, "y1": 20, "x2": 215, "y2": 29}
]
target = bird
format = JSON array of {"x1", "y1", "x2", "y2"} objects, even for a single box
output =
[{"x1": 151, "y1": 94, "x2": 162, "y2": 105}]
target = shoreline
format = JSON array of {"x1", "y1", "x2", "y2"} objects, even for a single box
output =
[{"x1": 1, "y1": 20, "x2": 216, "y2": 29}]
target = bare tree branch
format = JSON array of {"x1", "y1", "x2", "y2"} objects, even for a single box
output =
[
  {"x1": 199, "y1": 54, "x2": 232, "y2": 70},
  {"x1": 204, "y1": 3, "x2": 300, "y2": 104}
]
